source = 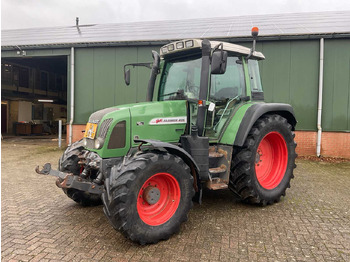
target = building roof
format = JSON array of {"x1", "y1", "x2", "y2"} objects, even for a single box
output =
[{"x1": 2, "y1": 11, "x2": 350, "y2": 50}]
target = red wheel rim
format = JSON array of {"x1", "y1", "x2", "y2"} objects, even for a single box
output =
[
  {"x1": 137, "y1": 173, "x2": 181, "y2": 226},
  {"x1": 255, "y1": 132, "x2": 288, "y2": 189}
]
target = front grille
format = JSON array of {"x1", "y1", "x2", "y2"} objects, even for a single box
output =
[
  {"x1": 98, "y1": 118, "x2": 113, "y2": 138},
  {"x1": 88, "y1": 107, "x2": 120, "y2": 123},
  {"x1": 108, "y1": 121, "x2": 126, "y2": 149}
]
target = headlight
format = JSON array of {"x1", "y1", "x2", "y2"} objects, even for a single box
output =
[
  {"x1": 83, "y1": 137, "x2": 88, "y2": 147},
  {"x1": 94, "y1": 137, "x2": 104, "y2": 149}
]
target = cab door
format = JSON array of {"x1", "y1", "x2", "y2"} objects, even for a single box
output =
[{"x1": 205, "y1": 56, "x2": 247, "y2": 140}]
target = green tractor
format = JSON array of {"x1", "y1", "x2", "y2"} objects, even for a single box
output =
[{"x1": 36, "y1": 28, "x2": 297, "y2": 244}]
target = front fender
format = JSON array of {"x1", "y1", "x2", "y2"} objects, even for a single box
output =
[
  {"x1": 220, "y1": 103, "x2": 297, "y2": 147},
  {"x1": 134, "y1": 139, "x2": 200, "y2": 176}
]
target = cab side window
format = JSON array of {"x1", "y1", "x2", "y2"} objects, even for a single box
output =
[
  {"x1": 248, "y1": 59, "x2": 263, "y2": 92},
  {"x1": 210, "y1": 56, "x2": 245, "y2": 100}
]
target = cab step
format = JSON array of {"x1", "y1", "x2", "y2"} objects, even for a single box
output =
[
  {"x1": 206, "y1": 178, "x2": 228, "y2": 190},
  {"x1": 209, "y1": 164, "x2": 227, "y2": 178},
  {"x1": 209, "y1": 151, "x2": 224, "y2": 168}
]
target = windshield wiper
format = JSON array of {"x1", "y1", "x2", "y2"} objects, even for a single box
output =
[{"x1": 159, "y1": 90, "x2": 184, "y2": 98}]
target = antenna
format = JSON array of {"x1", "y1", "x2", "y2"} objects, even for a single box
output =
[{"x1": 76, "y1": 17, "x2": 81, "y2": 34}]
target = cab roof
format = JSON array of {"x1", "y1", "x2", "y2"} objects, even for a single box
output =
[{"x1": 160, "y1": 39, "x2": 265, "y2": 60}]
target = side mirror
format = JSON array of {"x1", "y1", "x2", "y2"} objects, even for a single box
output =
[
  {"x1": 211, "y1": 50, "x2": 228, "y2": 74},
  {"x1": 124, "y1": 69, "x2": 130, "y2": 86}
]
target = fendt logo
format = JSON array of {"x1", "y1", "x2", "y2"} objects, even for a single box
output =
[{"x1": 149, "y1": 117, "x2": 187, "y2": 125}]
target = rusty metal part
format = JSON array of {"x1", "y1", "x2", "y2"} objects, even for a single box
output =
[
  {"x1": 217, "y1": 148, "x2": 228, "y2": 159},
  {"x1": 209, "y1": 164, "x2": 227, "y2": 174},
  {"x1": 208, "y1": 145, "x2": 233, "y2": 186},
  {"x1": 78, "y1": 151, "x2": 89, "y2": 165},
  {"x1": 78, "y1": 160, "x2": 87, "y2": 165},
  {"x1": 206, "y1": 178, "x2": 229, "y2": 190},
  {"x1": 138, "y1": 142, "x2": 144, "y2": 151},
  {"x1": 209, "y1": 151, "x2": 224, "y2": 158},
  {"x1": 35, "y1": 163, "x2": 104, "y2": 195}
]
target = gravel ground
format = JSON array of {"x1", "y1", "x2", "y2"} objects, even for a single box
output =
[{"x1": 1, "y1": 137, "x2": 350, "y2": 262}]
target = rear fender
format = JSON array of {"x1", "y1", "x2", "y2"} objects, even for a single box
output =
[
  {"x1": 233, "y1": 103, "x2": 297, "y2": 147},
  {"x1": 219, "y1": 103, "x2": 296, "y2": 146}
]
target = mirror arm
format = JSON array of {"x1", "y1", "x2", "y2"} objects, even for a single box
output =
[{"x1": 123, "y1": 62, "x2": 153, "y2": 86}]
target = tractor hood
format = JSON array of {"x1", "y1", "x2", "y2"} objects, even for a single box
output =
[{"x1": 85, "y1": 100, "x2": 187, "y2": 158}]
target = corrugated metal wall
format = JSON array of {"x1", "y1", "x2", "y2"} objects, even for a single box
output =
[
  {"x1": 74, "y1": 46, "x2": 155, "y2": 123},
  {"x1": 257, "y1": 40, "x2": 320, "y2": 131},
  {"x1": 256, "y1": 39, "x2": 350, "y2": 132},
  {"x1": 322, "y1": 39, "x2": 350, "y2": 132}
]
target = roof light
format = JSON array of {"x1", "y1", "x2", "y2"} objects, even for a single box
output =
[
  {"x1": 251, "y1": 27, "x2": 259, "y2": 37},
  {"x1": 185, "y1": 40, "x2": 194, "y2": 48},
  {"x1": 168, "y1": 44, "x2": 175, "y2": 51},
  {"x1": 162, "y1": 47, "x2": 168, "y2": 54},
  {"x1": 176, "y1": 42, "x2": 184, "y2": 49}
]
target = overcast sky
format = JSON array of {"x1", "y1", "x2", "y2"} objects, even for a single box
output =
[{"x1": 2, "y1": 0, "x2": 350, "y2": 30}]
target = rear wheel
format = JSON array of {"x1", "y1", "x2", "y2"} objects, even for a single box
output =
[
  {"x1": 102, "y1": 152, "x2": 194, "y2": 244},
  {"x1": 229, "y1": 114, "x2": 297, "y2": 205},
  {"x1": 59, "y1": 140, "x2": 102, "y2": 206}
]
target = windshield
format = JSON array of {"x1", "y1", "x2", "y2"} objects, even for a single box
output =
[{"x1": 159, "y1": 56, "x2": 202, "y2": 101}]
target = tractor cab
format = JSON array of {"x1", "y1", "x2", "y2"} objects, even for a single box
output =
[{"x1": 156, "y1": 39, "x2": 265, "y2": 140}]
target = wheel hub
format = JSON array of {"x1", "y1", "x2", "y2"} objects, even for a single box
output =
[{"x1": 143, "y1": 186, "x2": 161, "y2": 205}]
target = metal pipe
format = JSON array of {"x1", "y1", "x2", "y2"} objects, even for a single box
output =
[
  {"x1": 58, "y1": 120, "x2": 62, "y2": 148},
  {"x1": 316, "y1": 38, "x2": 324, "y2": 157},
  {"x1": 69, "y1": 47, "x2": 75, "y2": 146}
]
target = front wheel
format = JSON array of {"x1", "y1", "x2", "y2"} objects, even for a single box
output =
[
  {"x1": 102, "y1": 152, "x2": 194, "y2": 244},
  {"x1": 229, "y1": 114, "x2": 297, "y2": 205}
]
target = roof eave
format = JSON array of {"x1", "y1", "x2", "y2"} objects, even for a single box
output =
[{"x1": 2, "y1": 32, "x2": 350, "y2": 51}]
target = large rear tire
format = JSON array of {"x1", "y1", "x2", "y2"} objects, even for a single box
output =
[
  {"x1": 102, "y1": 152, "x2": 194, "y2": 244},
  {"x1": 59, "y1": 140, "x2": 102, "y2": 206},
  {"x1": 229, "y1": 114, "x2": 297, "y2": 205}
]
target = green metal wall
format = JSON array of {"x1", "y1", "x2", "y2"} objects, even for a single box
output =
[
  {"x1": 322, "y1": 39, "x2": 350, "y2": 132},
  {"x1": 256, "y1": 40, "x2": 320, "y2": 131},
  {"x1": 74, "y1": 46, "x2": 156, "y2": 124},
  {"x1": 255, "y1": 39, "x2": 350, "y2": 132}
]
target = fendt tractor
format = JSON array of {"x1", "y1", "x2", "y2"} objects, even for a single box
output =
[{"x1": 36, "y1": 28, "x2": 297, "y2": 244}]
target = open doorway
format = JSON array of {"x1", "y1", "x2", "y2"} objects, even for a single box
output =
[{"x1": 1, "y1": 56, "x2": 68, "y2": 138}]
